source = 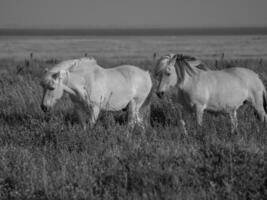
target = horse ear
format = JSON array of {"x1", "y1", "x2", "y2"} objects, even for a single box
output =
[
  {"x1": 153, "y1": 52, "x2": 157, "y2": 63},
  {"x1": 169, "y1": 54, "x2": 178, "y2": 65},
  {"x1": 69, "y1": 60, "x2": 79, "y2": 72},
  {"x1": 69, "y1": 63, "x2": 76, "y2": 72}
]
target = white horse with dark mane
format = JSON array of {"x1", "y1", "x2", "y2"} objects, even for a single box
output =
[
  {"x1": 155, "y1": 53, "x2": 267, "y2": 133},
  {"x1": 40, "y1": 57, "x2": 153, "y2": 129}
]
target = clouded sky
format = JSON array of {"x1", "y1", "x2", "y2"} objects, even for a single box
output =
[{"x1": 0, "y1": 0, "x2": 267, "y2": 28}]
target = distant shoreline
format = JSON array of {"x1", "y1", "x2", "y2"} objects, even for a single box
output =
[{"x1": 1, "y1": 27, "x2": 267, "y2": 36}]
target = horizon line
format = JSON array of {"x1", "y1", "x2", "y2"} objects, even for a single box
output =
[{"x1": 1, "y1": 27, "x2": 267, "y2": 36}]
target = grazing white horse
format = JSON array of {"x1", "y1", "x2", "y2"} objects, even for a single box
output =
[
  {"x1": 155, "y1": 53, "x2": 267, "y2": 133},
  {"x1": 40, "y1": 57, "x2": 153, "y2": 129}
]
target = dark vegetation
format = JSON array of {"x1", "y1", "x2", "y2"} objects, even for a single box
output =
[{"x1": 0, "y1": 56, "x2": 266, "y2": 199}]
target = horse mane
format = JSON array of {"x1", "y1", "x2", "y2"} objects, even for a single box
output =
[
  {"x1": 49, "y1": 57, "x2": 97, "y2": 74},
  {"x1": 174, "y1": 54, "x2": 209, "y2": 83},
  {"x1": 42, "y1": 57, "x2": 98, "y2": 87},
  {"x1": 69, "y1": 57, "x2": 98, "y2": 72}
]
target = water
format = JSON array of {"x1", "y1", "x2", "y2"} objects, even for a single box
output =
[{"x1": 0, "y1": 35, "x2": 267, "y2": 60}]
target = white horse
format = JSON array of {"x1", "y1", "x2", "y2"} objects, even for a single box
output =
[
  {"x1": 40, "y1": 57, "x2": 153, "y2": 129},
  {"x1": 155, "y1": 53, "x2": 267, "y2": 133}
]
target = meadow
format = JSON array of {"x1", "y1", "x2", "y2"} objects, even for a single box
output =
[
  {"x1": 0, "y1": 53, "x2": 266, "y2": 200},
  {"x1": 1, "y1": 35, "x2": 267, "y2": 60}
]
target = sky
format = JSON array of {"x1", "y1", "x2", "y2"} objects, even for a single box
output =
[{"x1": 0, "y1": 0, "x2": 267, "y2": 28}]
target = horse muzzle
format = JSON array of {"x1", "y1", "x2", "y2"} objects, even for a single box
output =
[
  {"x1": 41, "y1": 104, "x2": 48, "y2": 113},
  {"x1": 156, "y1": 91, "x2": 165, "y2": 99}
]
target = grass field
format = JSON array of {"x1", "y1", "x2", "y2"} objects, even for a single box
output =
[
  {"x1": 0, "y1": 56, "x2": 266, "y2": 200},
  {"x1": 1, "y1": 35, "x2": 267, "y2": 60}
]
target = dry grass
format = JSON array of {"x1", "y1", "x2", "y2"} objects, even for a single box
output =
[{"x1": 0, "y1": 57, "x2": 266, "y2": 200}]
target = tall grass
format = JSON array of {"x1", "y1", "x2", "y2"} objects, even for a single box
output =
[{"x1": 0, "y1": 57, "x2": 266, "y2": 200}]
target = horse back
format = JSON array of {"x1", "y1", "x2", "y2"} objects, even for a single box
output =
[
  {"x1": 205, "y1": 67, "x2": 264, "y2": 110},
  {"x1": 182, "y1": 67, "x2": 262, "y2": 110},
  {"x1": 107, "y1": 65, "x2": 152, "y2": 90},
  {"x1": 100, "y1": 65, "x2": 152, "y2": 110},
  {"x1": 222, "y1": 67, "x2": 264, "y2": 90}
]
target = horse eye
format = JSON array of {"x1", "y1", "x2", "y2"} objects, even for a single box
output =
[
  {"x1": 154, "y1": 72, "x2": 160, "y2": 78},
  {"x1": 166, "y1": 72, "x2": 171, "y2": 76}
]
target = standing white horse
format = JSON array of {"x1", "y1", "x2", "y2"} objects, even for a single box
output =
[
  {"x1": 40, "y1": 57, "x2": 153, "y2": 129},
  {"x1": 155, "y1": 53, "x2": 267, "y2": 133}
]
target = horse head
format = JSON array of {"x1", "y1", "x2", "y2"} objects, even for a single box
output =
[
  {"x1": 155, "y1": 53, "x2": 207, "y2": 98},
  {"x1": 40, "y1": 69, "x2": 69, "y2": 112}
]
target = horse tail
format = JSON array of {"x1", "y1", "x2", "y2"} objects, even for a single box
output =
[
  {"x1": 263, "y1": 89, "x2": 267, "y2": 114},
  {"x1": 138, "y1": 72, "x2": 154, "y2": 126},
  {"x1": 141, "y1": 85, "x2": 154, "y2": 110},
  {"x1": 141, "y1": 72, "x2": 154, "y2": 110}
]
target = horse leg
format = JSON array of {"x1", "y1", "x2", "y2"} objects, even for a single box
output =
[
  {"x1": 253, "y1": 93, "x2": 267, "y2": 123},
  {"x1": 195, "y1": 104, "x2": 205, "y2": 126},
  {"x1": 128, "y1": 96, "x2": 146, "y2": 128},
  {"x1": 229, "y1": 110, "x2": 238, "y2": 133},
  {"x1": 254, "y1": 106, "x2": 267, "y2": 122},
  {"x1": 127, "y1": 100, "x2": 136, "y2": 128},
  {"x1": 74, "y1": 104, "x2": 86, "y2": 130},
  {"x1": 89, "y1": 106, "x2": 100, "y2": 128},
  {"x1": 135, "y1": 97, "x2": 148, "y2": 129},
  {"x1": 177, "y1": 106, "x2": 188, "y2": 135},
  {"x1": 180, "y1": 119, "x2": 188, "y2": 135}
]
